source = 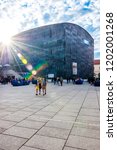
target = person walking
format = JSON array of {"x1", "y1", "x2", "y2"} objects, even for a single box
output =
[
  {"x1": 60, "y1": 76, "x2": 63, "y2": 86},
  {"x1": 35, "y1": 81, "x2": 39, "y2": 95},
  {"x1": 42, "y1": 78, "x2": 47, "y2": 96},
  {"x1": 38, "y1": 78, "x2": 42, "y2": 95},
  {"x1": 54, "y1": 77, "x2": 57, "y2": 85}
]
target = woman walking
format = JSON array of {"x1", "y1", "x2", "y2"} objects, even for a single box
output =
[
  {"x1": 35, "y1": 82, "x2": 39, "y2": 95},
  {"x1": 38, "y1": 78, "x2": 42, "y2": 95}
]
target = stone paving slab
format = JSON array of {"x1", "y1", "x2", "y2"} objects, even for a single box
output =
[
  {"x1": 52, "y1": 115, "x2": 76, "y2": 122},
  {"x1": 1, "y1": 114, "x2": 26, "y2": 122},
  {"x1": 57, "y1": 111, "x2": 78, "y2": 117},
  {"x1": 0, "y1": 134, "x2": 27, "y2": 150},
  {"x1": 25, "y1": 135, "x2": 66, "y2": 150},
  {"x1": 27, "y1": 114, "x2": 52, "y2": 123},
  {"x1": 45, "y1": 120, "x2": 74, "y2": 130},
  {"x1": 71, "y1": 126, "x2": 100, "y2": 139},
  {"x1": 66, "y1": 135, "x2": 100, "y2": 150},
  {"x1": 35, "y1": 111, "x2": 56, "y2": 117},
  {"x1": 3, "y1": 126, "x2": 37, "y2": 139},
  {"x1": 4, "y1": 107, "x2": 20, "y2": 112},
  {"x1": 76, "y1": 115, "x2": 100, "y2": 123},
  {"x1": 0, "y1": 119, "x2": 16, "y2": 129},
  {"x1": 63, "y1": 147, "x2": 85, "y2": 150},
  {"x1": 42, "y1": 106, "x2": 61, "y2": 112},
  {"x1": 0, "y1": 128, "x2": 6, "y2": 133},
  {"x1": 79, "y1": 108, "x2": 100, "y2": 117},
  {"x1": 37, "y1": 126, "x2": 70, "y2": 139},
  {"x1": 22, "y1": 107, "x2": 41, "y2": 113},
  {"x1": 19, "y1": 146, "x2": 41, "y2": 150},
  {"x1": 82, "y1": 104, "x2": 99, "y2": 109},
  {"x1": 27, "y1": 104, "x2": 46, "y2": 109},
  {"x1": 61, "y1": 108, "x2": 80, "y2": 113},
  {"x1": 12, "y1": 111, "x2": 34, "y2": 117},
  {"x1": 16, "y1": 120, "x2": 45, "y2": 130},
  {"x1": 0, "y1": 83, "x2": 100, "y2": 150},
  {"x1": 73, "y1": 122, "x2": 100, "y2": 130},
  {"x1": 0, "y1": 111, "x2": 13, "y2": 118}
]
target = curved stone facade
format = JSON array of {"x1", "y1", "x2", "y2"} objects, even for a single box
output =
[{"x1": 12, "y1": 23, "x2": 94, "y2": 78}]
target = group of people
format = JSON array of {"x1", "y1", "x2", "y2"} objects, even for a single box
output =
[
  {"x1": 35, "y1": 77, "x2": 47, "y2": 96},
  {"x1": 0, "y1": 75, "x2": 13, "y2": 84},
  {"x1": 53, "y1": 77, "x2": 63, "y2": 86},
  {"x1": 53, "y1": 76, "x2": 77, "y2": 85},
  {"x1": 35, "y1": 76, "x2": 64, "y2": 96}
]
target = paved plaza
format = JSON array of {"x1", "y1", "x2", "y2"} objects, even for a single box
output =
[{"x1": 0, "y1": 82, "x2": 100, "y2": 150}]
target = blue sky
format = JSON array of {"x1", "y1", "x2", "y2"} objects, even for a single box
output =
[{"x1": 0, "y1": 0, "x2": 100, "y2": 59}]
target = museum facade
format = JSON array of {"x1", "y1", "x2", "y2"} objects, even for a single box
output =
[{"x1": 12, "y1": 23, "x2": 94, "y2": 79}]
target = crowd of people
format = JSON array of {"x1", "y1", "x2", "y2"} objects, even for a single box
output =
[{"x1": 0, "y1": 76, "x2": 13, "y2": 84}]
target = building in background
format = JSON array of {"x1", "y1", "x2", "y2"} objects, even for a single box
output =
[
  {"x1": 10, "y1": 23, "x2": 94, "y2": 79},
  {"x1": 94, "y1": 59, "x2": 100, "y2": 77}
]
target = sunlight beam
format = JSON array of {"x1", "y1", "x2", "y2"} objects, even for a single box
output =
[{"x1": 0, "y1": 20, "x2": 17, "y2": 46}]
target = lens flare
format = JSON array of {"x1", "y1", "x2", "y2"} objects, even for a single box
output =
[
  {"x1": 26, "y1": 64, "x2": 33, "y2": 70},
  {"x1": 22, "y1": 58, "x2": 28, "y2": 65},
  {"x1": 32, "y1": 70, "x2": 37, "y2": 75},
  {"x1": 17, "y1": 53, "x2": 22, "y2": 58},
  {"x1": 24, "y1": 62, "x2": 48, "y2": 80}
]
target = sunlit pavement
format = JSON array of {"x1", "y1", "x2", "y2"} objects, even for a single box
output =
[{"x1": 0, "y1": 82, "x2": 100, "y2": 150}]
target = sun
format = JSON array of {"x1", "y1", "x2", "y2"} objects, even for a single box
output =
[
  {"x1": 0, "y1": 35, "x2": 12, "y2": 45},
  {"x1": 0, "y1": 21, "x2": 17, "y2": 46}
]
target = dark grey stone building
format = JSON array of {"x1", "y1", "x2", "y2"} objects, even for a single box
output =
[{"x1": 12, "y1": 23, "x2": 94, "y2": 79}]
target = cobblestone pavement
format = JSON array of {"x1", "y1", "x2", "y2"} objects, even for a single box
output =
[{"x1": 0, "y1": 82, "x2": 100, "y2": 150}]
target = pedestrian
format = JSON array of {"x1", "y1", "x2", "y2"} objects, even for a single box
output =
[
  {"x1": 42, "y1": 78, "x2": 47, "y2": 95},
  {"x1": 38, "y1": 78, "x2": 42, "y2": 95},
  {"x1": 57, "y1": 77, "x2": 60, "y2": 85},
  {"x1": 54, "y1": 77, "x2": 57, "y2": 85},
  {"x1": 67, "y1": 77, "x2": 69, "y2": 84},
  {"x1": 72, "y1": 77, "x2": 75, "y2": 84},
  {"x1": 60, "y1": 76, "x2": 63, "y2": 86},
  {"x1": 35, "y1": 82, "x2": 39, "y2": 95}
]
